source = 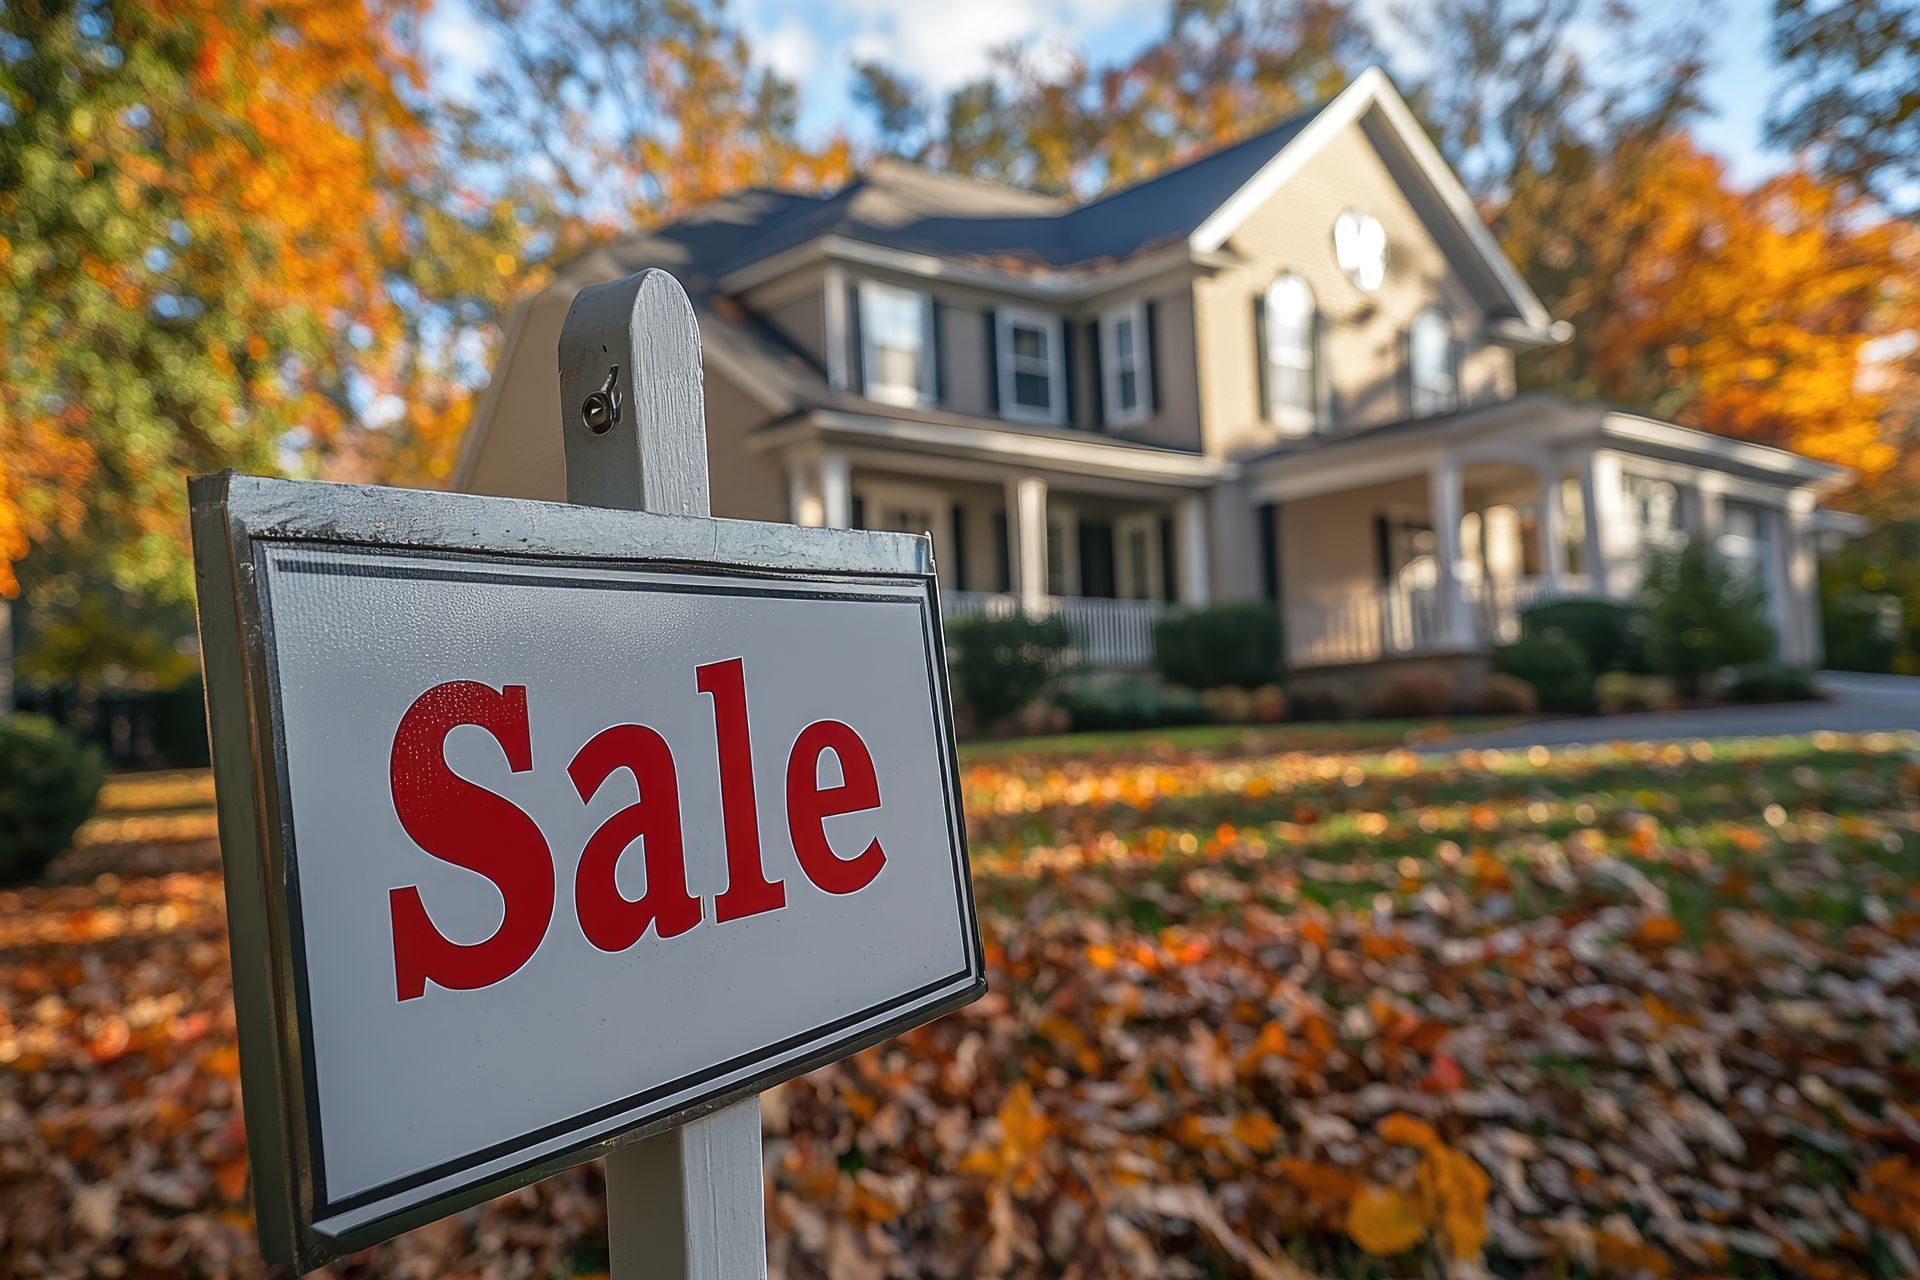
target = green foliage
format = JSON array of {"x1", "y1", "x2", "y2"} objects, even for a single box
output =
[
  {"x1": 0, "y1": 714, "x2": 104, "y2": 884},
  {"x1": 1723, "y1": 662, "x2": 1819, "y2": 704},
  {"x1": 945, "y1": 613, "x2": 1073, "y2": 727},
  {"x1": 1520, "y1": 598, "x2": 1647, "y2": 674},
  {"x1": 1595, "y1": 672, "x2": 1677, "y2": 715},
  {"x1": 1639, "y1": 542, "x2": 1776, "y2": 696},
  {"x1": 1152, "y1": 602, "x2": 1284, "y2": 690},
  {"x1": 1053, "y1": 678, "x2": 1208, "y2": 733},
  {"x1": 1493, "y1": 631, "x2": 1594, "y2": 713},
  {"x1": 1818, "y1": 522, "x2": 1920, "y2": 674}
]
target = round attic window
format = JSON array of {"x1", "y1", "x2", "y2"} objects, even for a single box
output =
[{"x1": 1333, "y1": 209, "x2": 1387, "y2": 292}]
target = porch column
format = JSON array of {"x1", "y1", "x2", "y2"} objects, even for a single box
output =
[
  {"x1": 1537, "y1": 463, "x2": 1568, "y2": 587},
  {"x1": 820, "y1": 450, "x2": 852, "y2": 529},
  {"x1": 1007, "y1": 475, "x2": 1049, "y2": 616},
  {"x1": 1782, "y1": 492, "x2": 1819, "y2": 664},
  {"x1": 785, "y1": 453, "x2": 824, "y2": 527},
  {"x1": 1577, "y1": 452, "x2": 1609, "y2": 597},
  {"x1": 1428, "y1": 454, "x2": 1474, "y2": 649},
  {"x1": 1175, "y1": 494, "x2": 1211, "y2": 607}
]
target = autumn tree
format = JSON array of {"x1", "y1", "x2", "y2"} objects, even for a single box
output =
[
  {"x1": 448, "y1": 0, "x2": 852, "y2": 241},
  {"x1": 853, "y1": 0, "x2": 1373, "y2": 197},
  {"x1": 1769, "y1": 0, "x2": 1920, "y2": 217}
]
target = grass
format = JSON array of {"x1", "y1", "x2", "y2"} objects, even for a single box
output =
[{"x1": 955, "y1": 715, "x2": 1520, "y2": 764}]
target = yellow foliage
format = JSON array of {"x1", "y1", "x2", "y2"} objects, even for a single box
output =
[{"x1": 1346, "y1": 1184, "x2": 1427, "y2": 1255}]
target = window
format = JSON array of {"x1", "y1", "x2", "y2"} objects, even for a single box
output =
[
  {"x1": 1099, "y1": 301, "x2": 1150, "y2": 427},
  {"x1": 996, "y1": 307, "x2": 1065, "y2": 424},
  {"x1": 1263, "y1": 274, "x2": 1317, "y2": 432},
  {"x1": 1409, "y1": 308, "x2": 1457, "y2": 416},
  {"x1": 858, "y1": 280, "x2": 934, "y2": 406},
  {"x1": 1718, "y1": 500, "x2": 1773, "y2": 588},
  {"x1": 1624, "y1": 475, "x2": 1683, "y2": 551}
]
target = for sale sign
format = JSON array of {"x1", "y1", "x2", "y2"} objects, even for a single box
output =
[{"x1": 190, "y1": 473, "x2": 982, "y2": 1270}]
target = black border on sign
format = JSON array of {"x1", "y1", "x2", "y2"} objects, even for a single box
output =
[{"x1": 250, "y1": 539, "x2": 983, "y2": 1239}]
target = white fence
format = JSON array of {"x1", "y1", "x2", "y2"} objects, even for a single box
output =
[
  {"x1": 943, "y1": 591, "x2": 1162, "y2": 669},
  {"x1": 1287, "y1": 576, "x2": 1593, "y2": 668}
]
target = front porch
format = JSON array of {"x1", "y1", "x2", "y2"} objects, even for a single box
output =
[{"x1": 1255, "y1": 396, "x2": 1842, "y2": 673}]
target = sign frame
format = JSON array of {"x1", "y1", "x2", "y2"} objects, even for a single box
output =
[{"x1": 190, "y1": 469, "x2": 985, "y2": 1271}]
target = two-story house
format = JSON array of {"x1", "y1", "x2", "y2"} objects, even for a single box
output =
[{"x1": 456, "y1": 68, "x2": 1851, "y2": 686}]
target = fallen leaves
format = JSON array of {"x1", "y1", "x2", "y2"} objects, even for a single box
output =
[{"x1": 4, "y1": 731, "x2": 1920, "y2": 1278}]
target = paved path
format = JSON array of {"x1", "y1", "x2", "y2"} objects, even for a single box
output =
[{"x1": 1446, "y1": 672, "x2": 1920, "y2": 750}]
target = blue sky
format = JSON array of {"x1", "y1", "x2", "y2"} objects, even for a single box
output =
[{"x1": 424, "y1": 0, "x2": 1787, "y2": 184}]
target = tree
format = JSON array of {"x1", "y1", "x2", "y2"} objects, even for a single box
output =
[
  {"x1": 854, "y1": 0, "x2": 1373, "y2": 197},
  {"x1": 449, "y1": 0, "x2": 852, "y2": 240},
  {"x1": 1768, "y1": 0, "x2": 1920, "y2": 217}
]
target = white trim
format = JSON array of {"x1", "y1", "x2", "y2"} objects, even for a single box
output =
[
  {"x1": 1189, "y1": 66, "x2": 1556, "y2": 337},
  {"x1": 1097, "y1": 300, "x2": 1150, "y2": 428},
  {"x1": 781, "y1": 409, "x2": 1234, "y2": 486},
  {"x1": 1114, "y1": 512, "x2": 1163, "y2": 600},
  {"x1": 1599, "y1": 412, "x2": 1850, "y2": 489},
  {"x1": 722, "y1": 234, "x2": 1204, "y2": 301},
  {"x1": 994, "y1": 305, "x2": 1067, "y2": 426},
  {"x1": 856, "y1": 279, "x2": 935, "y2": 407},
  {"x1": 822, "y1": 264, "x2": 849, "y2": 390}
]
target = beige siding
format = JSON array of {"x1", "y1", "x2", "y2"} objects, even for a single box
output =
[
  {"x1": 1193, "y1": 113, "x2": 1518, "y2": 458},
  {"x1": 742, "y1": 265, "x2": 830, "y2": 371},
  {"x1": 1093, "y1": 285, "x2": 1202, "y2": 451},
  {"x1": 1277, "y1": 475, "x2": 1427, "y2": 604},
  {"x1": 459, "y1": 284, "x2": 784, "y2": 515}
]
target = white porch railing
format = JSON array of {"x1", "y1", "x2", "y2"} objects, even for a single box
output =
[
  {"x1": 943, "y1": 591, "x2": 1163, "y2": 668},
  {"x1": 1287, "y1": 575, "x2": 1594, "y2": 668}
]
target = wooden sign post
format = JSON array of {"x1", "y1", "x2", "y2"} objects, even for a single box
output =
[
  {"x1": 189, "y1": 269, "x2": 982, "y2": 1275},
  {"x1": 560, "y1": 270, "x2": 768, "y2": 1279}
]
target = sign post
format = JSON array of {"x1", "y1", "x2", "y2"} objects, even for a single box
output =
[
  {"x1": 559, "y1": 269, "x2": 766, "y2": 1279},
  {"x1": 190, "y1": 268, "x2": 982, "y2": 1275}
]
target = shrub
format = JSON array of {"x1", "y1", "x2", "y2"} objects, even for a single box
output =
[
  {"x1": 1821, "y1": 592, "x2": 1900, "y2": 674},
  {"x1": 1640, "y1": 542, "x2": 1775, "y2": 697},
  {"x1": 945, "y1": 613, "x2": 1074, "y2": 728},
  {"x1": 1153, "y1": 602, "x2": 1284, "y2": 690},
  {"x1": 1250, "y1": 684, "x2": 1287, "y2": 723},
  {"x1": 1200, "y1": 686, "x2": 1256, "y2": 724},
  {"x1": 1594, "y1": 672, "x2": 1678, "y2": 715},
  {"x1": 1493, "y1": 631, "x2": 1594, "y2": 713},
  {"x1": 1723, "y1": 662, "x2": 1819, "y2": 703},
  {"x1": 1521, "y1": 598, "x2": 1647, "y2": 674},
  {"x1": 1288, "y1": 681, "x2": 1359, "y2": 723},
  {"x1": 1472, "y1": 672, "x2": 1538, "y2": 715},
  {"x1": 0, "y1": 714, "x2": 105, "y2": 884},
  {"x1": 1364, "y1": 672, "x2": 1457, "y2": 718},
  {"x1": 1054, "y1": 679, "x2": 1208, "y2": 732}
]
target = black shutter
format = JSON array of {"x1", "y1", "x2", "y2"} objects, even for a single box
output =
[
  {"x1": 950, "y1": 503, "x2": 969, "y2": 589},
  {"x1": 1144, "y1": 300, "x2": 1162, "y2": 414},
  {"x1": 1399, "y1": 326, "x2": 1414, "y2": 418},
  {"x1": 1257, "y1": 502, "x2": 1280, "y2": 601},
  {"x1": 1253, "y1": 293, "x2": 1270, "y2": 423},
  {"x1": 1159, "y1": 514, "x2": 1178, "y2": 603},
  {"x1": 846, "y1": 280, "x2": 865, "y2": 394},
  {"x1": 1374, "y1": 514, "x2": 1393, "y2": 585},
  {"x1": 993, "y1": 508, "x2": 1011, "y2": 592},
  {"x1": 1059, "y1": 319, "x2": 1076, "y2": 425},
  {"x1": 929, "y1": 297, "x2": 946, "y2": 404},
  {"x1": 1088, "y1": 320, "x2": 1105, "y2": 429},
  {"x1": 983, "y1": 309, "x2": 1000, "y2": 415},
  {"x1": 850, "y1": 494, "x2": 867, "y2": 530}
]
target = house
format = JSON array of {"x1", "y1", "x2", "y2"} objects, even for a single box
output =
[{"x1": 456, "y1": 68, "x2": 1850, "y2": 689}]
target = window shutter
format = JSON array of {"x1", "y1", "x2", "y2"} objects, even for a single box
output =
[
  {"x1": 846, "y1": 280, "x2": 865, "y2": 394},
  {"x1": 1252, "y1": 293, "x2": 1271, "y2": 422},
  {"x1": 1398, "y1": 326, "x2": 1413, "y2": 418},
  {"x1": 1257, "y1": 503, "x2": 1280, "y2": 601},
  {"x1": 1087, "y1": 320, "x2": 1105, "y2": 429},
  {"x1": 1449, "y1": 329, "x2": 1463, "y2": 413},
  {"x1": 1313, "y1": 310, "x2": 1335, "y2": 432},
  {"x1": 1059, "y1": 319, "x2": 1077, "y2": 425},
  {"x1": 929, "y1": 297, "x2": 946, "y2": 404},
  {"x1": 850, "y1": 494, "x2": 867, "y2": 530},
  {"x1": 950, "y1": 503, "x2": 969, "y2": 589},
  {"x1": 1144, "y1": 300, "x2": 1162, "y2": 414},
  {"x1": 1159, "y1": 514, "x2": 1177, "y2": 603},
  {"x1": 992, "y1": 508, "x2": 1011, "y2": 592},
  {"x1": 983, "y1": 309, "x2": 1000, "y2": 414}
]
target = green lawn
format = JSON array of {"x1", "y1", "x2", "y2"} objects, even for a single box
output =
[{"x1": 956, "y1": 715, "x2": 1520, "y2": 764}]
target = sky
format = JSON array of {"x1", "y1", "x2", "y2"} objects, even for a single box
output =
[{"x1": 423, "y1": 0, "x2": 1788, "y2": 185}]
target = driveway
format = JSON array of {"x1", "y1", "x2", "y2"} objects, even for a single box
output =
[{"x1": 1447, "y1": 672, "x2": 1920, "y2": 750}]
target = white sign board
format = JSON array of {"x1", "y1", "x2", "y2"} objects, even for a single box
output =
[{"x1": 191, "y1": 475, "x2": 982, "y2": 1270}]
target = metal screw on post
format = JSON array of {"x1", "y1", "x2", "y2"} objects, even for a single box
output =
[{"x1": 557, "y1": 269, "x2": 765, "y2": 1280}]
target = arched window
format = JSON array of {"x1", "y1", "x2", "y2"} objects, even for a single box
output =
[
  {"x1": 1262, "y1": 274, "x2": 1317, "y2": 432},
  {"x1": 1409, "y1": 308, "x2": 1458, "y2": 416}
]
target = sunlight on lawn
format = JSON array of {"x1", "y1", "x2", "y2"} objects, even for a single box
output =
[{"x1": 4, "y1": 732, "x2": 1919, "y2": 1278}]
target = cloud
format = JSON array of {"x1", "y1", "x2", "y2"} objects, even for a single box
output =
[
  {"x1": 758, "y1": 15, "x2": 824, "y2": 82},
  {"x1": 829, "y1": 0, "x2": 1159, "y2": 94}
]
